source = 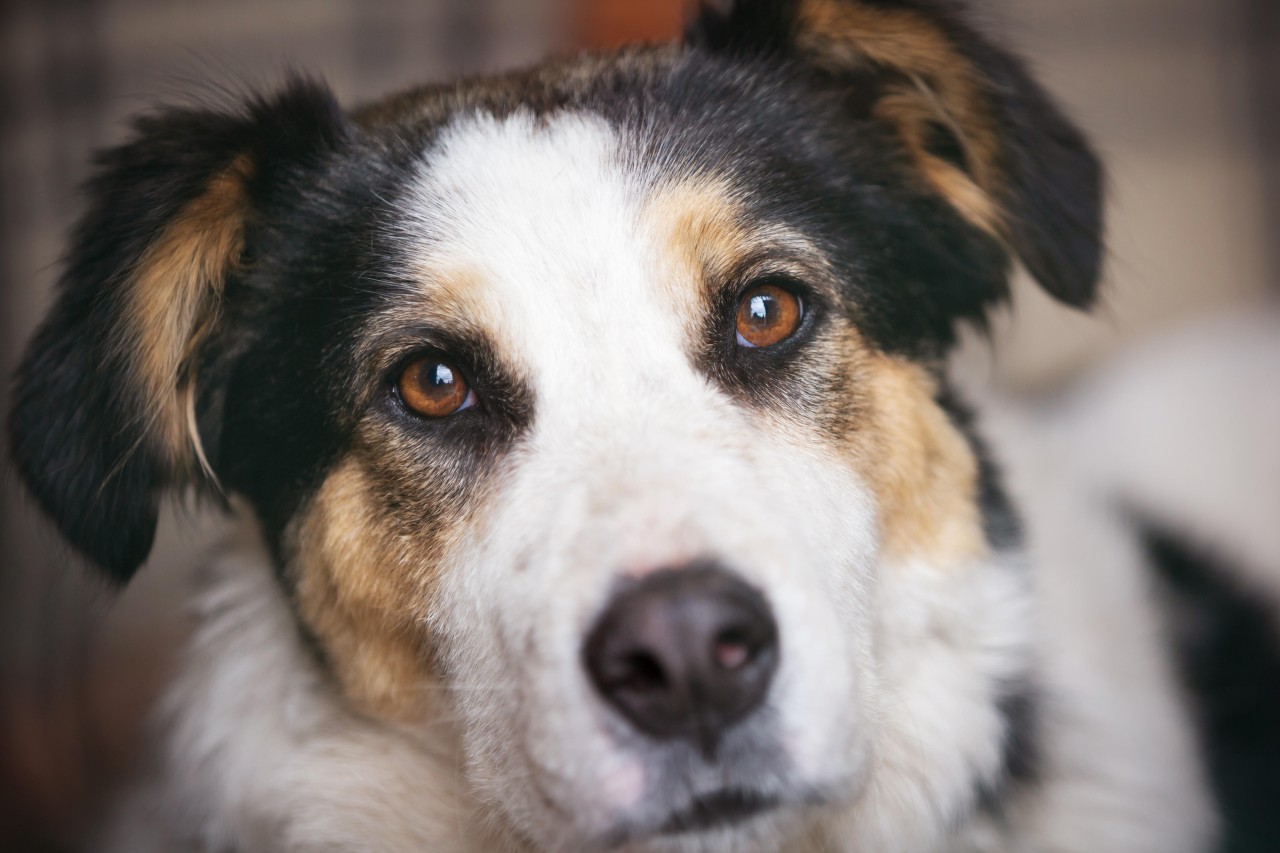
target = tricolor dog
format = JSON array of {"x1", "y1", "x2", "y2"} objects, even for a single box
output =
[{"x1": 9, "y1": 1, "x2": 1279, "y2": 850}]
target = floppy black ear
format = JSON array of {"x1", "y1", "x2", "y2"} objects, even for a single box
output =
[
  {"x1": 689, "y1": 0, "x2": 1104, "y2": 308},
  {"x1": 8, "y1": 78, "x2": 348, "y2": 584}
]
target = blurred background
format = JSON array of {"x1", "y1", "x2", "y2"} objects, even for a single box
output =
[{"x1": 1, "y1": 0, "x2": 1276, "y2": 848}]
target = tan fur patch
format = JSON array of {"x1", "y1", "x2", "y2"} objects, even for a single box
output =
[
  {"x1": 640, "y1": 177, "x2": 749, "y2": 320},
  {"x1": 851, "y1": 352, "x2": 985, "y2": 565},
  {"x1": 640, "y1": 177, "x2": 832, "y2": 326},
  {"x1": 377, "y1": 266, "x2": 495, "y2": 352},
  {"x1": 122, "y1": 155, "x2": 252, "y2": 474},
  {"x1": 288, "y1": 459, "x2": 448, "y2": 721},
  {"x1": 796, "y1": 0, "x2": 1004, "y2": 237}
]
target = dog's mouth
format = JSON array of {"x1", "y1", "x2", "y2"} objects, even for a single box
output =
[
  {"x1": 658, "y1": 788, "x2": 780, "y2": 835},
  {"x1": 601, "y1": 787, "x2": 795, "y2": 848}
]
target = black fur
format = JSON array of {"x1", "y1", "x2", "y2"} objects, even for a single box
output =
[
  {"x1": 7, "y1": 78, "x2": 347, "y2": 582},
  {"x1": 934, "y1": 384, "x2": 1022, "y2": 550},
  {"x1": 974, "y1": 682, "x2": 1041, "y2": 823},
  {"x1": 1143, "y1": 524, "x2": 1280, "y2": 853},
  {"x1": 935, "y1": 383, "x2": 1038, "y2": 818}
]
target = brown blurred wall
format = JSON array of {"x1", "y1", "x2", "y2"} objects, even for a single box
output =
[{"x1": 975, "y1": 0, "x2": 1279, "y2": 389}]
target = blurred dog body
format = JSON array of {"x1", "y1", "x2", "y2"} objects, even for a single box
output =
[{"x1": 8, "y1": 2, "x2": 1278, "y2": 851}]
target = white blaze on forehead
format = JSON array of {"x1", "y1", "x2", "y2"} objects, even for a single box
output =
[{"x1": 402, "y1": 110, "x2": 700, "y2": 414}]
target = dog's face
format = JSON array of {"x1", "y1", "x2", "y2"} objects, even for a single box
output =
[{"x1": 10, "y1": 1, "x2": 1101, "y2": 849}]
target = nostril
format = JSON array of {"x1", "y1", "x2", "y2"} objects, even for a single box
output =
[
  {"x1": 617, "y1": 651, "x2": 667, "y2": 693},
  {"x1": 712, "y1": 632, "x2": 753, "y2": 671}
]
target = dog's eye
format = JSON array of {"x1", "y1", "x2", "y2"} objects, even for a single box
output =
[
  {"x1": 735, "y1": 283, "x2": 803, "y2": 348},
  {"x1": 397, "y1": 357, "x2": 475, "y2": 418}
]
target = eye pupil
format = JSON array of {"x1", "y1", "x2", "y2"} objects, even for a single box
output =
[
  {"x1": 397, "y1": 357, "x2": 471, "y2": 418},
  {"x1": 736, "y1": 283, "x2": 803, "y2": 348}
]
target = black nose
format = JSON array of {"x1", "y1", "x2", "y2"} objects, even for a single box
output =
[{"x1": 583, "y1": 565, "x2": 779, "y2": 755}]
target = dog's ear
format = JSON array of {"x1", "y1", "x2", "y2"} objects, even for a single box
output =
[
  {"x1": 689, "y1": 0, "x2": 1104, "y2": 308},
  {"x1": 8, "y1": 78, "x2": 347, "y2": 583}
]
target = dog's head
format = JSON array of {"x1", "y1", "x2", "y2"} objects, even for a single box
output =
[{"x1": 10, "y1": 1, "x2": 1100, "y2": 848}]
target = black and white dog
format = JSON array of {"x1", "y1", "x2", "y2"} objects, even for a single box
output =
[{"x1": 9, "y1": 1, "x2": 1280, "y2": 850}]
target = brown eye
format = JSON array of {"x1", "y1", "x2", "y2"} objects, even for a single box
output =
[
  {"x1": 397, "y1": 357, "x2": 474, "y2": 418},
  {"x1": 735, "y1": 283, "x2": 803, "y2": 348}
]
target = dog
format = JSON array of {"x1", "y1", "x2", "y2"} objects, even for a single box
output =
[{"x1": 9, "y1": 0, "x2": 1280, "y2": 850}]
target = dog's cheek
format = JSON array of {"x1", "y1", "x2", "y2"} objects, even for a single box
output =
[
  {"x1": 846, "y1": 355, "x2": 987, "y2": 568},
  {"x1": 283, "y1": 456, "x2": 462, "y2": 721},
  {"x1": 719, "y1": 307, "x2": 985, "y2": 568},
  {"x1": 753, "y1": 325, "x2": 995, "y2": 781}
]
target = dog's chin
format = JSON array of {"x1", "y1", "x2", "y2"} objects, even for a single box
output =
[{"x1": 655, "y1": 788, "x2": 781, "y2": 835}]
